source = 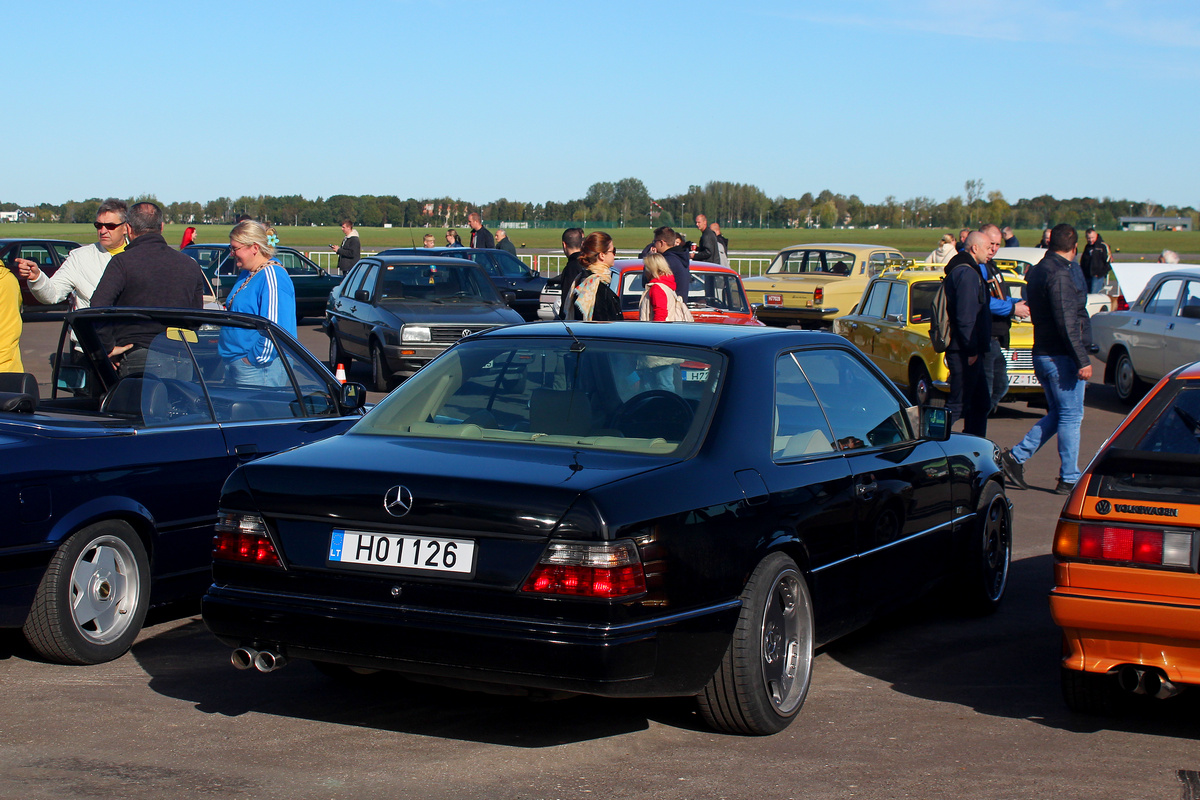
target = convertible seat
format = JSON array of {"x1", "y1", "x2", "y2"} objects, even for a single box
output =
[
  {"x1": 101, "y1": 377, "x2": 170, "y2": 425},
  {"x1": 0, "y1": 372, "x2": 40, "y2": 413}
]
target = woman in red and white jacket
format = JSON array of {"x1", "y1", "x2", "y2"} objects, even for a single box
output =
[{"x1": 641, "y1": 253, "x2": 676, "y2": 321}]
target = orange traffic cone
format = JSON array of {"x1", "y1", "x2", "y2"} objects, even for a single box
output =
[{"x1": 335, "y1": 363, "x2": 346, "y2": 384}]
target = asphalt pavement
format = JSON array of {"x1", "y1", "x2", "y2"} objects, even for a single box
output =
[{"x1": 3, "y1": 317, "x2": 1197, "y2": 800}]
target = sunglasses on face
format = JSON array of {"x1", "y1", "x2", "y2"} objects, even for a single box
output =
[{"x1": 93, "y1": 221, "x2": 124, "y2": 230}]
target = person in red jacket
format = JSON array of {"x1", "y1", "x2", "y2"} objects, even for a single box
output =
[{"x1": 641, "y1": 253, "x2": 677, "y2": 321}]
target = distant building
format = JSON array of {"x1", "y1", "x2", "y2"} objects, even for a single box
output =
[
  {"x1": 0, "y1": 210, "x2": 20, "y2": 223},
  {"x1": 1119, "y1": 216, "x2": 1192, "y2": 232}
]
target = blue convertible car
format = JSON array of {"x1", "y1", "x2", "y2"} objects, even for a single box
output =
[{"x1": 0, "y1": 308, "x2": 366, "y2": 664}]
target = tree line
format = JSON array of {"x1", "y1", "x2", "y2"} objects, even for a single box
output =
[{"x1": 3, "y1": 180, "x2": 1194, "y2": 231}]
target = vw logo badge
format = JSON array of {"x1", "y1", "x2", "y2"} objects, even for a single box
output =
[
  {"x1": 1095, "y1": 499, "x2": 1111, "y2": 515},
  {"x1": 384, "y1": 485, "x2": 414, "y2": 517},
  {"x1": 461, "y1": 329, "x2": 472, "y2": 339}
]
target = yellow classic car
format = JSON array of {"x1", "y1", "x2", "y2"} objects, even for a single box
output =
[
  {"x1": 743, "y1": 243, "x2": 910, "y2": 328},
  {"x1": 739, "y1": 245, "x2": 907, "y2": 331},
  {"x1": 833, "y1": 267, "x2": 1040, "y2": 405}
]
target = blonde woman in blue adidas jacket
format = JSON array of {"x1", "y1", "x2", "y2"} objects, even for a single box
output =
[{"x1": 218, "y1": 220, "x2": 297, "y2": 386}]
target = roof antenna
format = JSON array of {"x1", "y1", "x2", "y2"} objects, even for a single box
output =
[{"x1": 563, "y1": 323, "x2": 586, "y2": 352}]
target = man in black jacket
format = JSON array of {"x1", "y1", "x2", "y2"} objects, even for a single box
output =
[
  {"x1": 942, "y1": 231, "x2": 993, "y2": 436},
  {"x1": 1000, "y1": 224, "x2": 1092, "y2": 495},
  {"x1": 555, "y1": 227, "x2": 584, "y2": 320},
  {"x1": 91, "y1": 202, "x2": 208, "y2": 377},
  {"x1": 467, "y1": 213, "x2": 495, "y2": 249},
  {"x1": 652, "y1": 227, "x2": 692, "y2": 302},
  {"x1": 330, "y1": 219, "x2": 361, "y2": 275},
  {"x1": 1079, "y1": 228, "x2": 1110, "y2": 293},
  {"x1": 694, "y1": 214, "x2": 719, "y2": 263}
]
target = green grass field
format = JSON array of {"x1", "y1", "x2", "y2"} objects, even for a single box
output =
[{"x1": 3, "y1": 223, "x2": 1195, "y2": 258}]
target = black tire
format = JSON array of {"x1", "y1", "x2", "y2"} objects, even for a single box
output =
[
  {"x1": 328, "y1": 330, "x2": 350, "y2": 371},
  {"x1": 23, "y1": 521, "x2": 150, "y2": 665},
  {"x1": 957, "y1": 482, "x2": 1011, "y2": 614},
  {"x1": 1061, "y1": 667, "x2": 1120, "y2": 716},
  {"x1": 371, "y1": 344, "x2": 395, "y2": 393},
  {"x1": 698, "y1": 552, "x2": 813, "y2": 735},
  {"x1": 1112, "y1": 350, "x2": 1145, "y2": 405},
  {"x1": 909, "y1": 361, "x2": 939, "y2": 406}
]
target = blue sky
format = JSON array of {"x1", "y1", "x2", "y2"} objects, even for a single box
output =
[{"x1": 6, "y1": 0, "x2": 1197, "y2": 209}]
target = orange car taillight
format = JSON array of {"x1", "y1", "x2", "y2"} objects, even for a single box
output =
[
  {"x1": 1055, "y1": 521, "x2": 1193, "y2": 568},
  {"x1": 814, "y1": 287, "x2": 824, "y2": 304},
  {"x1": 522, "y1": 539, "x2": 647, "y2": 599},
  {"x1": 213, "y1": 512, "x2": 283, "y2": 567}
]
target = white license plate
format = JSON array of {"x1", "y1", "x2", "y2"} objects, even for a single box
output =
[
  {"x1": 683, "y1": 369, "x2": 709, "y2": 382},
  {"x1": 328, "y1": 529, "x2": 476, "y2": 575},
  {"x1": 1008, "y1": 373, "x2": 1039, "y2": 386}
]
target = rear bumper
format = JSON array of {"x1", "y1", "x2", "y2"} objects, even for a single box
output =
[
  {"x1": 202, "y1": 585, "x2": 740, "y2": 697},
  {"x1": 1050, "y1": 588, "x2": 1200, "y2": 684}
]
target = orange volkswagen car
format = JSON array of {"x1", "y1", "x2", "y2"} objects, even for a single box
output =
[{"x1": 1051, "y1": 361, "x2": 1200, "y2": 713}]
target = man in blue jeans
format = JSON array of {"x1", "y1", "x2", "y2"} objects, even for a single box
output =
[{"x1": 1000, "y1": 224, "x2": 1093, "y2": 495}]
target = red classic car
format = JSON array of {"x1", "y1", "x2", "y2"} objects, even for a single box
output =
[{"x1": 614, "y1": 260, "x2": 764, "y2": 325}]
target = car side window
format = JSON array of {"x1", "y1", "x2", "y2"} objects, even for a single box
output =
[
  {"x1": 1177, "y1": 281, "x2": 1200, "y2": 318},
  {"x1": 19, "y1": 244, "x2": 53, "y2": 267},
  {"x1": 773, "y1": 353, "x2": 836, "y2": 460},
  {"x1": 341, "y1": 263, "x2": 367, "y2": 296},
  {"x1": 1145, "y1": 279, "x2": 1182, "y2": 316},
  {"x1": 469, "y1": 253, "x2": 501, "y2": 276},
  {"x1": 358, "y1": 265, "x2": 381, "y2": 300},
  {"x1": 884, "y1": 282, "x2": 907, "y2": 320},
  {"x1": 494, "y1": 252, "x2": 531, "y2": 278},
  {"x1": 868, "y1": 252, "x2": 888, "y2": 277},
  {"x1": 861, "y1": 282, "x2": 889, "y2": 319},
  {"x1": 793, "y1": 350, "x2": 911, "y2": 449},
  {"x1": 216, "y1": 256, "x2": 240, "y2": 277},
  {"x1": 279, "y1": 342, "x2": 339, "y2": 417},
  {"x1": 52, "y1": 242, "x2": 75, "y2": 260},
  {"x1": 910, "y1": 282, "x2": 938, "y2": 323},
  {"x1": 111, "y1": 329, "x2": 214, "y2": 427},
  {"x1": 277, "y1": 252, "x2": 317, "y2": 276}
]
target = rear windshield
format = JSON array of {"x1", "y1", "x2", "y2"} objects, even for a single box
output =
[
  {"x1": 1095, "y1": 384, "x2": 1200, "y2": 501},
  {"x1": 354, "y1": 338, "x2": 723, "y2": 455}
]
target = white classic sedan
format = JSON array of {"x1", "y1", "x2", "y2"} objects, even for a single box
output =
[
  {"x1": 1092, "y1": 266, "x2": 1200, "y2": 403},
  {"x1": 993, "y1": 247, "x2": 1113, "y2": 315}
]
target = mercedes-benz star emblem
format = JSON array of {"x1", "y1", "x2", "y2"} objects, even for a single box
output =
[
  {"x1": 1095, "y1": 500, "x2": 1111, "y2": 515},
  {"x1": 384, "y1": 485, "x2": 414, "y2": 517}
]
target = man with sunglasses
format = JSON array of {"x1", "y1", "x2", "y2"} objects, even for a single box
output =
[
  {"x1": 14, "y1": 198, "x2": 128, "y2": 311},
  {"x1": 91, "y1": 202, "x2": 207, "y2": 376}
]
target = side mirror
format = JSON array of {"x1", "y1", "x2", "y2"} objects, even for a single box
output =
[
  {"x1": 354, "y1": 289, "x2": 370, "y2": 303},
  {"x1": 501, "y1": 289, "x2": 517, "y2": 307},
  {"x1": 341, "y1": 381, "x2": 368, "y2": 411},
  {"x1": 885, "y1": 313, "x2": 905, "y2": 323},
  {"x1": 56, "y1": 365, "x2": 90, "y2": 392},
  {"x1": 920, "y1": 405, "x2": 950, "y2": 440}
]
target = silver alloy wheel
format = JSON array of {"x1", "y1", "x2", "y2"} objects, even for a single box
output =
[
  {"x1": 758, "y1": 567, "x2": 812, "y2": 715},
  {"x1": 70, "y1": 534, "x2": 141, "y2": 645}
]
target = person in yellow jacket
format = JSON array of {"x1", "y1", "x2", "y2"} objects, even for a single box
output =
[{"x1": 0, "y1": 266, "x2": 23, "y2": 372}]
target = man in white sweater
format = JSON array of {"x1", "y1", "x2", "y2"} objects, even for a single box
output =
[{"x1": 15, "y1": 198, "x2": 128, "y2": 310}]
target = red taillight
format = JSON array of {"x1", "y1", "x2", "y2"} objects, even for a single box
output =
[
  {"x1": 1075, "y1": 523, "x2": 1191, "y2": 567},
  {"x1": 1116, "y1": 295, "x2": 1128, "y2": 311},
  {"x1": 814, "y1": 287, "x2": 824, "y2": 304},
  {"x1": 522, "y1": 539, "x2": 647, "y2": 599},
  {"x1": 213, "y1": 512, "x2": 283, "y2": 567}
]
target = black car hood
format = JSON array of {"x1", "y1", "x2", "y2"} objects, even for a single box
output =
[
  {"x1": 234, "y1": 432, "x2": 668, "y2": 537},
  {"x1": 376, "y1": 299, "x2": 520, "y2": 324}
]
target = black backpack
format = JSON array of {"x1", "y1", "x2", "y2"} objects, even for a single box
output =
[{"x1": 929, "y1": 278, "x2": 953, "y2": 353}]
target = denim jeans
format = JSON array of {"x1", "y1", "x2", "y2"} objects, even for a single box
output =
[
  {"x1": 982, "y1": 338, "x2": 1009, "y2": 413},
  {"x1": 1012, "y1": 354, "x2": 1086, "y2": 483},
  {"x1": 1090, "y1": 276, "x2": 1105, "y2": 293},
  {"x1": 227, "y1": 357, "x2": 288, "y2": 387}
]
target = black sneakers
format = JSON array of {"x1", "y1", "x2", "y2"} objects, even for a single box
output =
[
  {"x1": 1055, "y1": 479, "x2": 1077, "y2": 495},
  {"x1": 1000, "y1": 448, "x2": 1029, "y2": 490}
]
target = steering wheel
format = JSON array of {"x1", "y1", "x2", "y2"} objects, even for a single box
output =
[
  {"x1": 608, "y1": 390, "x2": 694, "y2": 441},
  {"x1": 162, "y1": 378, "x2": 208, "y2": 419}
]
